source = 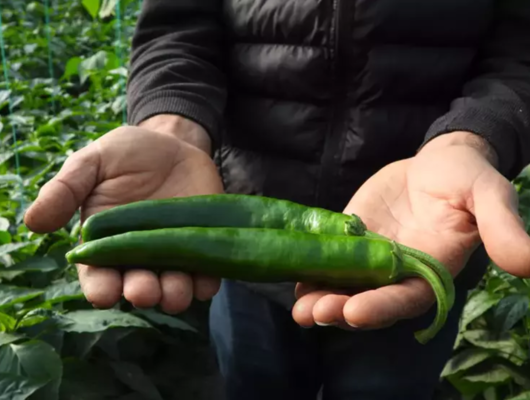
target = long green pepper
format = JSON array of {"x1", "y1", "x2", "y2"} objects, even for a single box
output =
[
  {"x1": 81, "y1": 194, "x2": 455, "y2": 309},
  {"x1": 80, "y1": 194, "x2": 356, "y2": 240},
  {"x1": 69, "y1": 194, "x2": 456, "y2": 344},
  {"x1": 66, "y1": 227, "x2": 448, "y2": 344}
]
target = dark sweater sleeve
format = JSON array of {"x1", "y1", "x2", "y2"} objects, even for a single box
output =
[
  {"x1": 126, "y1": 0, "x2": 226, "y2": 150},
  {"x1": 421, "y1": 0, "x2": 530, "y2": 180}
]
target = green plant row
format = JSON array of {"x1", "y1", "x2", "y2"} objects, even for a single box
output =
[
  {"x1": 0, "y1": 1, "x2": 222, "y2": 399},
  {"x1": 433, "y1": 168, "x2": 530, "y2": 400}
]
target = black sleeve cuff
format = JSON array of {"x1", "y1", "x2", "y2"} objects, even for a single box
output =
[
  {"x1": 421, "y1": 100, "x2": 523, "y2": 179},
  {"x1": 127, "y1": 90, "x2": 222, "y2": 152}
]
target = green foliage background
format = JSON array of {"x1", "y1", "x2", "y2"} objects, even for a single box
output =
[
  {"x1": 434, "y1": 167, "x2": 530, "y2": 400},
  {"x1": 1, "y1": 1, "x2": 530, "y2": 399},
  {"x1": 0, "y1": 1, "x2": 222, "y2": 399}
]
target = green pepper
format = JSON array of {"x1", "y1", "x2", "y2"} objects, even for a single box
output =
[
  {"x1": 80, "y1": 194, "x2": 455, "y2": 309},
  {"x1": 80, "y1": 194, "x2": 355, "y2": 242},
  {"x1": 66, "y1": 226, "x2": 448, "y2": 344}
]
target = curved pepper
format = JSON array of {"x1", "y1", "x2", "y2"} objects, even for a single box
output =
[{"x1": 66, "y1": 226, "x2": 449, "y2": 344}]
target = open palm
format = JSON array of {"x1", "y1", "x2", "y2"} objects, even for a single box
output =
[
  {"x1": 292, "y1": 143, "x2": 530, "y2": 330},
  {"x1": 25, "y1": 126, "x2": 224, "y2": 313}
]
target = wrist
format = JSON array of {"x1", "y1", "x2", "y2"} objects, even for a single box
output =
[
  {"x1": 138, "y1": 114, "x2": 212, "y2": 156},
  {"x1": 420, "y1": 131, "x2": 499, "y2": 168}
]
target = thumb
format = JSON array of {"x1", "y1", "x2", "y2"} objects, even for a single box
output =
[
  {"x1": 24, "y1": 146, "x2": 100, "y2": 234},
  {"x1": 473, "y1": 169, "x2": 530, "y2": 278}
]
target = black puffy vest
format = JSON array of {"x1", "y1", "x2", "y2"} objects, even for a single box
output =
[{"x1": 216, "y1": 0, "x2": 493, "y2": 213}]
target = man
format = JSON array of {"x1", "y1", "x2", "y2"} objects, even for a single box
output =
[{"x1": 24, "y1": 0, "x2": 530, "y2": 399}]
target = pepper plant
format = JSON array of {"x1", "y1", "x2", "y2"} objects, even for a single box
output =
[
  {"x1": 434, "y1": 168, "x2": 530, "y2": 400},
  {"x1": 0, "y1": 1, "x2": 221, "y2": 399}
]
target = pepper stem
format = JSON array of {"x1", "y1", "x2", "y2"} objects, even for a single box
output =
[
  {"x1": 362, "y1": 227, "x2": 455, "y2": 311},
  {"x1": 344, "y1": 214, "x2": 368, "y2": 236},
  {"x1": 401, "y1": 253, "x2": 449, "y2": 345},
  {"x1": 398, "y1": 245, "x2": 455, "y2": 311}
]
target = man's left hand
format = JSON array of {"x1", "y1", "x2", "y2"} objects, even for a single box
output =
[{"x1": 292, "y1": 131, "x2": 530, "y2": 330}]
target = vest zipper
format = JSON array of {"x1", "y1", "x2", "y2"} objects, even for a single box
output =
[{"x1": 315, "y1": 0, "x2": 348, "y2": 209}]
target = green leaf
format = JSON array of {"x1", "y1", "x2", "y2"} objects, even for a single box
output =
[
  {"x1": 0, "y1": 218, "x2": 9, "y2": 231},
  {"x1": 0, "y1": 231, "x2": 11, "y2": 245},
  {"x1": 0, "y1": 333, "x2": 24, "y2": 346},
  {"x1": 0, "y1": 313, "x2": 17, "y2": 332},
  {"x1": 95, "y1": 328, "x2": 135, "y2": 360},
  {"x1": 0, "y1": 174, "x2": 23, "y2": 186},
  {"x1": 0, "y1": 90, "x2": 11, "y2": 105},
  {"x1": 64, "y1": 332, "x2": 104, "y2": 360},
  {"x1": 110, "y1": 361, "x2": 164, "y2": 400},
  {"x1": 13, "y1": 340, "x2": 62, "y2": 398},
  {"x1": 492, "y1": 294, "x2": 530, "y2": 333},
  {"x1": 484, "y1": 386, "x2": 500, "y2": 400},
  {"x1": 62, "y1": 57, "x2": 82, "y2": 80},
  {"x1": 6, "y1": 256, "x2": 59, "y2": 273},
  {"x1": 33, "y1": 234, "x2": 58, "y2": 257},
  {"x1": 441, "y1": 348, "x2": 494, "y2": 377},
  {"x1": 17, "y1": 309, "x2": 56, "y2": 329},
  {"x1": 82, "y1": 0, "x2": 100, "y2": 19},
  {"x1": 0, "y1": 285, "x2": 44, "y2": 309},
  {"x1": 0, "y1": 374, "x2": 44, "y2": 400},
  {"x1": 463, "y1": 329, "x2": 527, "y2": 366},
  {"x1": 109, "y1": 67, "x2": 128, "y2": 78},
  {"x1": 79, "y1": 51, "x2": 109, "y2": 84},
  {"x1": 508, "y1": 391, "x2": 530, "y2": 400},
  {"x1": 99, "y1": 0, "x2": 119, "y2": 18},
  {"x1": 43, "y1": 280, "x2": 84, "y2": 304},
  {"x1": 497, "y1": 360, "x2": 530, "y2": 388},
  {"x1": 24, "y1": 162, "x2": 56, "y2": 188},
  {"x1": 23, "y1": 44, "x2": 37, "y2": 55},
  {"x1": 0, "y1": 151, "x2": 15, "y2": 165},
  {"x1": 460, "y1": 290, "x2": 503, "y2": 330},
  {"x1": 132, "y1": 309, "x2": 198, "y2": 332},
  {"x1": 491, "y1": 264, "x2": 530, "y2": 293},
  {"x1": 55, "y1": 309, "x2": 154, "y2": 333},
  {"x1": 0, "y1": 340, "x2": 62, "y2": 399},
  {"x1": 111, "y1": 95, "x2": 126, "y2": 115},
  {"x1": 0, "y1": 152, "x2": 13, "y2": 165},
  {"x1": 453, "y1": 330, "x2": 465, "y2": 350},
  {"x1": 463, "y1": 364, "x2": 511, "y2": 385},
  {"x1": 0, "y1": 242, "x2": 31, "y2": 256}
]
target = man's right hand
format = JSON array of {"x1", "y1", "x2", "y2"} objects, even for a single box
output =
[{"x1": 24, "y1": 115, "x2": 224, "y2": 313}]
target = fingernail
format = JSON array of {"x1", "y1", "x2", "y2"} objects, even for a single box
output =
[
  {"x1": 315, "y1": 321, "x2": 337, "y2": 327},
  {"x1": 346, "y1": 322, "x2": 360, "y2": 329}
]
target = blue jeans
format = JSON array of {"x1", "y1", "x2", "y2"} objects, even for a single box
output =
[{"x1": 209, "y1": 279, "x2": 468, "y2": 400}]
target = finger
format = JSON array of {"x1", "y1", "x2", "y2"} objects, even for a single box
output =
[
  {"x1": 192, "y1": 274, "x2": 220, "y2": 301},
  {"x1": 77, "y1": 264, "x2": 123, "y2": 308},
  {"x1": 123, "y1": 269, "x2": 162, "y2": 309},
  {"x1": 312, "y1": 294, "x2": 350, "y2": 326},
  {"x1": 474, "y1": 171, "x2": 530, "y2": 278},
  {"x1": 159, "y1": 272, "x2": 194, "y2": 314},
  {"x1": 294, "y1": 283, "x2": 321, "y2": 299},
  {"x1": 292, "y1": 290, "x2": 333, "y2": 327},
  {"x1": 24, "y1": 146, "x2": 100, "y2": 233},
  {"x1": 343, "y1": 278, "x2": 434, "y2": 329}
]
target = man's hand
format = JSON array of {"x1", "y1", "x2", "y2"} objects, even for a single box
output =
[
  {"x1": 24, "y1": 115, "x2": 224, "y2": 313},
  {"x1": 292, "y1": 131, "x2": 530, "y2": 330}
]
